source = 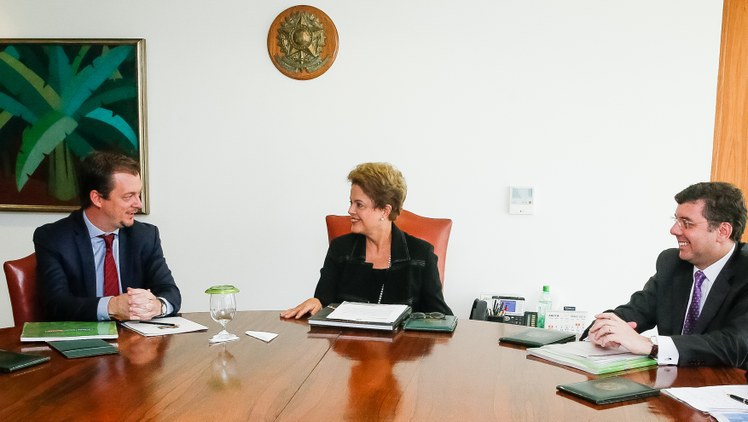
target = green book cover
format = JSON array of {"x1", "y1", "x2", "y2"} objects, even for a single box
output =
[
  {"x1": 48, "y1": 339, "x2": 119, "y2": 359},
  {"x1": 0, "y1": 349, "x2": 50, "y2": 372},
  {"x1": 21, "y1": 321, "x2": 118, "y2": 342},
  {"x1": 403, "y1": 315, "x2": 458, "y2": 332},
  {"x1": 557, "y1": 377, "x2": 660, "y2": 405}
]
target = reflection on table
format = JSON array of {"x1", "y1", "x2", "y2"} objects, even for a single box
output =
[{"x1": 0, "y1": 311, "x2": 744, "y2": 421}]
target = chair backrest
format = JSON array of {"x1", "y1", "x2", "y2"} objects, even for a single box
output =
[
  {"x1": 3, "y1": 253, "x2": 43, "y2": 327},
  {"x1": 325, "y1": 209, "x2": 452, "y2": 286}
]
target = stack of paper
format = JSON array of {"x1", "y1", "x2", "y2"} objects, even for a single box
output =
[
  {"x1": 663, "y1": 385, "x2": 748, "y2": 420},
  {"x1": 527, "y1": 341, "x2": 657, "y2": 374},
  {"x1": 308, "y1": 302, "x2": 411, "y2": 331}
]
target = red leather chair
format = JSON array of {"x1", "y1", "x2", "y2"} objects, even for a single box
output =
[
  {"x1": 325, "y1": 210, "x2": 452, "y2": 286},
  {"x1": 3, "y1": 253, "x2": 43, "y2": 326}
]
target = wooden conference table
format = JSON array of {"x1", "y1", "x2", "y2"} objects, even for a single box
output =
[{"x1": 0, "y1": 311, "x2": 744, "y2": 421}]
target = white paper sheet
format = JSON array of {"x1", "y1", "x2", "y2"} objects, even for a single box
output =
[
  {"x1": 246, "y1": 331, "x2": 278, "y2": 342},
  {"x1": 121, "y1": 317, "x2": 208, "y2": 337},
  {"x1": 326, "y1": 302, "x2": 409, "y2": 323},
  {"x1": 663, "y1": 385, "x2": 748, "y2": 413}
]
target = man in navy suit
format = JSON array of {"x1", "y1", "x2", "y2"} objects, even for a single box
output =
[
  {"x1": 588, "y1": 182, "x2": 748, "y2": 368},
  {"x1": 34, "y1": 152, "x2": 181, "y2": 321}
]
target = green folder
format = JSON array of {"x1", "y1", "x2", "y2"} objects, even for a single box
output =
[
  {"x1": 499, "y1": 327, "x2": 576, "y2": 347},
  {"x1": 403, "y1": 315, "x2": 458, "y2": 332},
  {"x1": 20, "y1": 321, "x2": 118, "y2": 342},
  {"x1": 557, "y1": 377, "x2": 659, "y2": 405},
  {"x1": 48, "y1": 339, "x2": 119, "y2": 359},
  {"x1": 0, "y1": 349, "x2": 50, "y2": 372},
  {"x1": 526, "y1": 343, "x2": 657, "y2": 375}
]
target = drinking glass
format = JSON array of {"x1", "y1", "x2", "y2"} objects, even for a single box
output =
[{"x1": 205, "y1": 285, "x2": 240, "y2": 344}]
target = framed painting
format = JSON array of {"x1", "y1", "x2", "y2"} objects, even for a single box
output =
[{"x1": 0, "y1": 38, "x2": 148, "y2": 213}]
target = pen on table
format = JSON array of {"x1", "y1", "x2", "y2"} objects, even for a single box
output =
[
  {"x1": 728, "y1": 394, "x2": 748, "y2": 405},
  {"x1": 138, "y1": 320, "x2": 178, "y2": 328}
]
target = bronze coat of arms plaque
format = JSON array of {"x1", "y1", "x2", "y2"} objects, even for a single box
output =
[{"x1": 267, "y1": 5, "x2": 339, "y2": 80}]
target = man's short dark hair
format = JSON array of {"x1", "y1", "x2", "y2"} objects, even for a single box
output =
[
  {"x1": 78, "y1": 152, "x2": 140, "y2": 209},
  {"x1": 675, "y1": 182, "x2": 747, "y2": 242}
]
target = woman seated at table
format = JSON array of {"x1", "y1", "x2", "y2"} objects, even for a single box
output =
[{"x1": 281, "y1": 162, "x2": 452, "y2": 318}]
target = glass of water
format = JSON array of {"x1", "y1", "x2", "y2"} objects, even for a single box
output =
[{"x1": 205, "y1": 285, "x2": 240, "y2": 344}]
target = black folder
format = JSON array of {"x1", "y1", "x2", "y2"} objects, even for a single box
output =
[{"x1": 499, "y1": 327, "x2": 575, "y2": 347}]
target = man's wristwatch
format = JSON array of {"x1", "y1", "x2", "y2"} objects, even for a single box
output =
[
  {"x1": 648, "y1": 336, "x2": 659, "y2": 359},
  {"x1": 158, "y1": 298, "x2": 167, "y2": 317}
]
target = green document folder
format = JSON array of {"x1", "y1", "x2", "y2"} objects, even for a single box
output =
[
  {"x1": 557, "y1": 377, "x2": 660, "y2": 405},
  {"x1": 21, "y1": 321, "x2": 118, "y2": 342},
  {"x1": 526, "y1": 342, "x2": 657, "y2": 375},
  {"x1": 403, "y1": 315, "x2": 458, "y2": 332},
  {"x1": 499, "y1": 327, "x2": 576, "y2": 347},
  {"x1": 48, "y1": 339, "x2": 119, "y2": 359},
  {"x1": 0, "y1": 349, "x2": 50, "y2": 372}
]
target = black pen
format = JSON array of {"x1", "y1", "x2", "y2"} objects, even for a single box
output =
[
  {"x1": 728, "y1": 394, "x2": 748, "y2": 405},
  {"x1": 138, "y1": 320, "x2": 178, "y2": 328}
]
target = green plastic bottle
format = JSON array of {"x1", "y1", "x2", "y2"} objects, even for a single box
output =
[{"x1": 537, "y1": 285, "x2": 552, "y2": 328}]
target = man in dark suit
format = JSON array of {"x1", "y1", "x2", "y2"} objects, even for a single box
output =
[
  {"x1": 587, "y1": 182, "x2": 748, "y2": 367},
  {"x1": 34, "y1": 152, "x2": 181, "y2": 321}
]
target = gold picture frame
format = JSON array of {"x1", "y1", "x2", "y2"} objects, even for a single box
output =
[{"x1": 0, "y1": 38, "x2": 148, "y2": 213}]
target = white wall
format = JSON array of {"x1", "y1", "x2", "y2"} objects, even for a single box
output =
[{"x1": 0, "y1": 1, "x2": 723, "y2": 328}]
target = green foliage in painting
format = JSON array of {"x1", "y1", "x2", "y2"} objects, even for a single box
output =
[{"x1": 0, "y1": 43, "x2": 139, "y2": 201}]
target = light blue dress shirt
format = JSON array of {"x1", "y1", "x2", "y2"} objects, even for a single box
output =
[
  {"x1": 82, "y1": 211, "x2": 173, "y2": 321},
  {"x1": 82, "y1": 211, "x2": 121, "y2": 320}
]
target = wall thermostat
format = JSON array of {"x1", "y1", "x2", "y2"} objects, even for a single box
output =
[{"x1": 509, "y1": 186, "x2": 534, "y2": 215}]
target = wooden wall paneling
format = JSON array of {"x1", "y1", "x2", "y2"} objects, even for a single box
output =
[{"x1": 712, "y1": 0, "x2": 748, "y2": 241}]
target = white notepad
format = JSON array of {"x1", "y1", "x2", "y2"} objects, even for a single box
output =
[
  {"x1": 121, "y1": 317, "x2": 208, "y2": 337},
  {"x1": 327, "y1": 302, "x2": 409, "y2": 323}
]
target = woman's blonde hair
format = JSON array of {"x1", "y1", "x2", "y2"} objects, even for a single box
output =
[{"x1": 348, "y1": 162, "x2": 407, "y2": 220}]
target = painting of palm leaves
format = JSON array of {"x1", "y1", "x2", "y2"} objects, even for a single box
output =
[{"x1": 0, "y1": 39, "x2": 147, "y2": 212}]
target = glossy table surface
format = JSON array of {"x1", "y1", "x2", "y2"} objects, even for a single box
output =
[{"x1": 0, "y1": 311, "x2": 745, "y2": 421}]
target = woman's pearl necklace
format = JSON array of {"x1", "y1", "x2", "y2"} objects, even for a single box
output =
[{"x1": 377, "y1": 255, "x2": 391, "y2": 304}]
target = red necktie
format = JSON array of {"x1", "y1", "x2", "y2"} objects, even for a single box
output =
[{"x1": 99, "y1": 234, "x2": 120, "y2": 297}]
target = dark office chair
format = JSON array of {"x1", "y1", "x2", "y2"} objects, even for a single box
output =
[
  {"x1": 3, "y1": 253, "x2": 43, "y2": 327},
  {"x1": 325, "y1": 209, "x2": 453, "y2": 286}
]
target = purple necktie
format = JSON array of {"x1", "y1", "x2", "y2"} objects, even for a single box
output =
[{"x1": 682, "y1": 270, "x2": 706, "y2": 335}]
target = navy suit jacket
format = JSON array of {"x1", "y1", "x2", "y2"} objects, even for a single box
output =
[
  {"x1": 33, "y1": 210, "x2": 181, "y2": 321},
  {"x1": 611, "y1": 244, "x2": 748, "y2": 367}
]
